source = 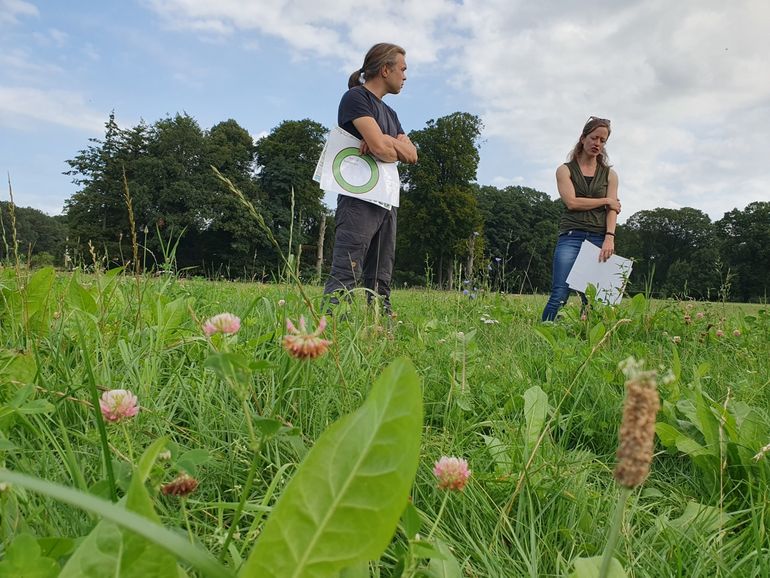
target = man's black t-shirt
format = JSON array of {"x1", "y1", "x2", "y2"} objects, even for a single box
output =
[{"x1": 338, "y1": 85, "x2": 404, "y2": 139}]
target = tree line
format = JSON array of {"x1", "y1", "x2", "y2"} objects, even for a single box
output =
[{"x1": 2, "y1": 112, "x2": 768, "y2": 302}]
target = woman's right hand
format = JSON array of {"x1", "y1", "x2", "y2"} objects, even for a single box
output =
[{"x1": 606, "y1": 198, "x2": 621, "y2": 214}]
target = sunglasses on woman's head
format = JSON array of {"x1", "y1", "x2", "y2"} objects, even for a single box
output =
[{"x1": 587, "y1": 116, "x2": 611, "y2": 126}]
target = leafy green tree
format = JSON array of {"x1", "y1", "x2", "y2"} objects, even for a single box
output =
[
  {"x1": 401, "y1": 112, "x2": 482, "y2": 192},
  {"x1": 145, "y1": 114, "x2": 210, "y2": 233},
  {"x1": 196, "y1": 119, "x2": 269, "y2": 277},
  {"x1": 64, "y1": 113, "x2": 134, "y2": 262},
  {"x1": 397, "y1": 113, "x2": 484, "y2": 286},
  {"x1": 716, "y1": 201, "x2": 770, "y2": 301},
  {"x1": 475, "y1": 185, "x2": 561, "y2": 292},
  {"x1": 64, "y1": 113, "x2": 268, "y2": 275},
  {"x1": 617, "y1": 207, "x2": 719, "y2": 298},
  {"x1": 0, "y1": 203, "x2": 66, "y2": 265},
  {"x1": 254, "y1": 119, "x2": 327, "y2": 266}
]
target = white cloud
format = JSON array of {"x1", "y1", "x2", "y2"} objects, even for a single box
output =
[
  {"x1": 32, "y1": 27, "x2": 69, "y2": 47},
  {"x1": 0, "y1": 0, "x2": 38, "y2": 25},
  {"x1": 490, "y1": 175, "x2": 525, "y2": 187},
  {"x1": 452, "y1": 0, "x2": 770, "y2": 220},
  {"x1": 0, "y1": 48, "x2": 65, "y2": 81},
  {"x1": 82, "y1": 42, "x2": 100, "y2": 62},
  {"x1": 145, "y1": 0, "x2": 770, "y2": 220},
  {"x1": 143, "y1": 0, "x2": 457, "y2": 68},
  {"x1": 0, "y1": 87, "x2": 105, "y2": 132}
]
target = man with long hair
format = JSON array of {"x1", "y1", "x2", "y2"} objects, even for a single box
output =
[{"x1": 323, "y1": 43, "x2": 418, "y2": 316}]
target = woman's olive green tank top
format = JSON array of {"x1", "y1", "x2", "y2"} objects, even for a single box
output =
[{"x1": 559, "y1": 159, "x2": 610, "y2": 234}]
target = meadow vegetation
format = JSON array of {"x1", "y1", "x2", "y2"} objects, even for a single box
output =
[{"x1": 1, "y1": 262, "x2": 768, "y2": 577}]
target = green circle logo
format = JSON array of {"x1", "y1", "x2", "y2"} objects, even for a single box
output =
[{"x1": 332, "y1": 147, "x2": 379, "y2": 194}]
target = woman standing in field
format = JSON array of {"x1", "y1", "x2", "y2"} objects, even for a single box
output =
[{"x1": 541, "y1": 116, "x2": 621, "y2": 322}]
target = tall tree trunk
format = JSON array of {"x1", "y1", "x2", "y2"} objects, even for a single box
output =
[
  {"x1": 465, "y1": 232, "x2": 477, "y2": 281},
  {"x1": 465, "y1": 252, "x2": 474, "y2": 283},
  {"x1": 316, "y1": 214, "x2": 326, "y2": 281}
]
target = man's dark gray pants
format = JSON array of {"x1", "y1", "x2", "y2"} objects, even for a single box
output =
[{"x1": 323, "y1": 195, "x2": 397, "y2": 311}]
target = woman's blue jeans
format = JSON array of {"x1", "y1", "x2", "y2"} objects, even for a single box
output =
[{"x1": 541, "y1": 230, "x2": 606, "y2": 321}]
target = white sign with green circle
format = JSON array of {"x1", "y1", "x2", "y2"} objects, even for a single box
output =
[
  {"x1": 317, "y1": 127, "x2": 400, "y2": 206},
  {"x1": 332, "y1": 147, "x2": 380, "y2": 194}
]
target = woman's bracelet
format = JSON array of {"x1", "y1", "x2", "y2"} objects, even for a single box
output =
[{"x1": 605, "y1": 231, "x2": 615, "y2": 237}]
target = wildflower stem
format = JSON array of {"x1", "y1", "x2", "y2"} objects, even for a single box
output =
[
  {"x1": 427, "y1": 491, "x2": 450, "y2": 541},
  {"x1": 181, "y1": 498, "x2": 195, "y2": 544},
  {"x1": 212, "y1": 167, "x2": 316, "y2": 318},
  {"x1": 121, "y1": 422, "x2": 135, "y2": 463},
  {"x1": 219, "y1": 443, "x2": 262, "y2": 562},
  {"x1": 219, "y1": 402, "x2": 263, "y2": 562},
  {"x1": 241, "y1": 400, "x2": 258, "y2": 448},
  {"x1": 599, "y1": 486, "x2": 631, "y2": 578},
  {"x1": 495, "y1": 318, "x2": 632, "y2": 543},
  {"x1": 76, "y1": 319, "x2": 118, "y2": 502}
]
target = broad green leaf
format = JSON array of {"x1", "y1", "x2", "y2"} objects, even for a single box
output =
[
  {"x1": 0, "y1": 533, "x2": 59, "y2": 578},
  {"x1": 0, "y1": 383, "x2": 52, "y2": 428},
  {"x1": 0, "y1": 273, "x2": 22, "y2": 325},
  {"x1": 532, "y1": 325, "x2": 556, "y2": 349},
  {"x1": 523, "y1": 386, "x2": 549, "y2": 454},
  {"x1": 654, "y1": 422, "x2": 681, "y2": 450},
  {"x1": 425, "y1": 539, "x2": 463, "y2": 578},
  {"x1": 67, "y1": 275, "x2": 98, "y2": 315},
  {"x1": 176, "y1": 448, "x2": 211, "y2": 476},
  {"x1": 733, "y1": 404, "x2": 766, "y2": 450},
  {"x1": 693, "y1": 387, "x2": 720, "y2": 449},
  {"x1": 339, "y1": 561, "x2": 370, "y2": 578},
  {"x1": 641, "y1": 488, "x2": 664, "y2": 498},
  {"x1": 481, "y1": 435, "x2": 513, "y2": 472},
  {"x1": 0, "y1": 349, "x2": 37, "y2": 385},
  {"x1": 694, "y1": 362, "x2": 711, "y2": 380},
  {"x1": 570, "y1": 556, "x2": 627, "y2": 577},
  {"x1": 0, "y1": 437, "x2": 17, "y2": 451},
  {"x1": 205, "y1": 352, "x2": 253, "y2": 396},
  {"x1": 585, "y1": 283, "x2": 598, "y2": 303},
  {"x1": 0, "y1": 454, "x2": 220, "y2": 578},
  {"x1": 676, "y1": 400, "x2": 700, "y2": 431},
  {"x1": 15, "y1": 399, "x2": 54, "y2": 415},
  {"x1": 411, "y1": 539, "x2": 445, "y2": 560},
  {"x1": 60, "y1": 439, "x2": 179, "y2": 577},
  {"x1": 402, "y1": 500, "x2": 422, "y2": 540},
  {"x1": 670, "y1": 343, "x2": 681, "y2": 383},
  {"x1": 37, "y1": 537, "x2": 76, "y2": 559},
  {"x1": 675, "y1": 436, "x2": 711, "y2": 458},
  {"x1": 136, "y1": 437, "x2": 169, "y2": 483},
  {"x1": 253, "y1": 417, "x2": 282, "y2": 438},
  {"x1": 626, "y1": 293, "x2": 646, "y2": 319},
  {"x1": 453, "y1": 389, "x2": 473, "y2": 412},
  {"x1": 24, "y1": 267, "x2": 56, "y2": 319},
  {"x1": 240, "y1": 358, "x2": 423, "y2": 578},
  {"x1": 588, "y1": 322, "x2": 606, "y2": 346},
  {"x1": 58, "y1": 520, "x2": 124, "y2": 578},
  {"x1": 249, "y1": 359, "x2": 276, "y2": 372},
  {"x1": 157, "y1": 296, "x2": 191, "y2": 341},
  {"x1": 666, "y1": 501, "x2": 729, "y2": 536}
]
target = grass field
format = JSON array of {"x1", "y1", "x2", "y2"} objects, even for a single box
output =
[{"x1": 1, "y1": 267, "x2": 769, "y2": 577}]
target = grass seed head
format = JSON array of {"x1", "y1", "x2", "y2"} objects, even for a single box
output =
[{"x1": 614, "y1": 358, "x2": 660, "y2": 489}]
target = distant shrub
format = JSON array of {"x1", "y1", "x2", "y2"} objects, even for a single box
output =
[{"x1": 30, "y1": 251, "x2": 55, "y2": 268}]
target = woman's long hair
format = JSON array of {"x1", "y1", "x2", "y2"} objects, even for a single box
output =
[
  {"x1": 568, "y1": 116, "x2": 612, "y2": 167},
  {"x1": 348, "y1": 43, "x2": 406, "y2": 89}
]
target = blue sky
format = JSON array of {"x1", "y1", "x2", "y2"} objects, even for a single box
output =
[{"x1": 2, "y1": 0, "x2": 769, "y2": 223}]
